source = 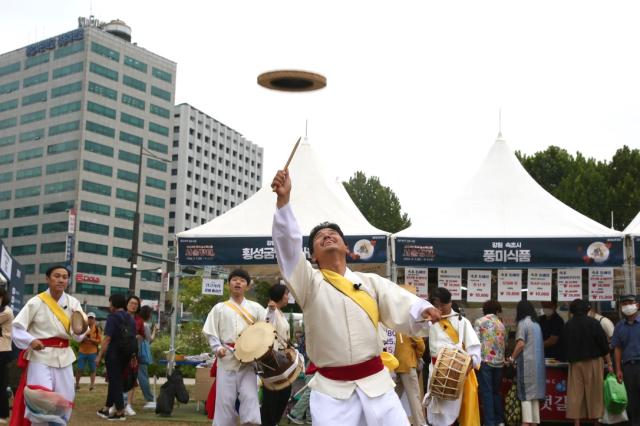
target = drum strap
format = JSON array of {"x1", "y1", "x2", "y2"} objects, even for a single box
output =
[
  {"x1": 320, "y1": 269, "x2": 379, "y2": 327},
  {"x1": 38, "y1": 292, "x2": 70, "y2": 333},
  {"x1": 439, "y1": 318, "x2": 464, "y2": 349},
  {"x1": 224, "y1": 301, "x2": 255, "y2": 325}
]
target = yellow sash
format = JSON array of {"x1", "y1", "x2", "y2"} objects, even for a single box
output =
[
  {"x1": 38, "y1": 292, "x2": 70, "y2": 333},
  {"x1": 320, "y1": 269, "x2": 379, "y2": 327},
  {"x1": 224, "y1": 301, "x2": 256, "y2": 326},
  {"x1": 438, "y1": 317, "x2": 480, "y2": 426}
]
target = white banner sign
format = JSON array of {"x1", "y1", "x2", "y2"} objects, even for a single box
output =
[
  {"x1": 589, "y1": 268, "x2": 614, "y2": 301},
  {"x1": 498, "y1": 270, "x2": 522, "y2": 302},
  {"x1": 0, "y1": 245, "x2": 11, "y2": 280},
  {"x1": 202, "y1": 278, "x2": 224, "y2": 295},
  {"x1": 405, "y1": 267, "x2": 429, "y2": 299},
  {"x1": 527, "y1": 269, "x2": 552, "y2": 301},
  {"x1": 467, "y1": 270, "x2": 491, "y2": 302},
  {"x1": 438, "y1": 268, "x2": 462, "y2": 300},
  {"x1": 557, "y1": 269, "x2": 582, "y2": 301}
]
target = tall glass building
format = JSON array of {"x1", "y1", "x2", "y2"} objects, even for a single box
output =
[{"x1": 0, "y1": 17, "x2": 176, "y2": 309}]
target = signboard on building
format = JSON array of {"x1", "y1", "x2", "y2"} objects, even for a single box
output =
[
  {"x1": 498, "y1": 270, "x2": 522, "y2": 302},
  {"x1": 588, "y1": 268, "x2": 614, "y2": 301},
  {"x1": 527, "y1": 269, "x2": 553, "y2": 301},
  {"x1": 405, "y1": 268, "x2": 428, "y2": 299},
  {"x1": 438, "y1": 268, "x2": 462, "y2": 300},
  {"x1": 467, "y1": 270, "x2": 491, "y2": 302},
  {"x1": 557, "y1": 269, "x2": 582, "y2": 301}
]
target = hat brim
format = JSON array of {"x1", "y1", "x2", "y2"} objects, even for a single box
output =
[{"x1": 258, "y1": 70, "x2": 326, "y2": 92}]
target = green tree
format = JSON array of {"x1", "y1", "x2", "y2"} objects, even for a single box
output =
[
  {"x1": 343, "y1": 171, "x2": 411, "y2": 233},
  {"x1": 516, "y1": 146, "x2": 574, "y2": 195}
]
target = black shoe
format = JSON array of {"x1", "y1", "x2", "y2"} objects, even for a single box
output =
[
  {"x1": 107, "y1": 413, "x2": 126, "y2": 421},
  {"x1": 96, "y1": 408, "x2": 110, "y2": 419}
]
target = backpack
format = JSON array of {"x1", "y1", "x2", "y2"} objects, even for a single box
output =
[
  {"x1": 116, "y1": 312, "x2": 138, "y2": 361},
  {"x1": 155, "y1": 368, "x2": 189, "y2": 416}
]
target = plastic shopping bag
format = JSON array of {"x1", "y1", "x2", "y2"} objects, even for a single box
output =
[{"x1": 603, "y1": 373, "x2": 627, "y2": 414}]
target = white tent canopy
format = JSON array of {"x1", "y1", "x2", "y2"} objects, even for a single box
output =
[
  {"x1": 624, "y1": 211, "x2": 640, "y2": 235},
  {"x1": 395, "y1": 134, "x2": 622, "y2": 239},
  {"x1": 178, "y1": 139, "x2": 387, "y2": 239}
]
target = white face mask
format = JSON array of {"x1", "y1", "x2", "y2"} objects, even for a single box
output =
[
  {"x1": 621, "y1": 304, "x2": 638, "y2": 316},
  {"x1": 543, "y1": 308, "x2": 554, "y2": 317}
]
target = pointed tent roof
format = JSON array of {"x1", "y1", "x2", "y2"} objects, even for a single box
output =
[
  {"x1": 395, "y1": 135, "x2": 622, "y2": 239},
  {"x1": 624, "y1": 211, "x2": 640, "y2": 235},
  {"x1": 178, "y1": 139, "x2": 387, "y2": 239}
]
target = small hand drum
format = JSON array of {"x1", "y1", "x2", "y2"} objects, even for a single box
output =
[
  {"x1": 70, "y1": 311, "x2": 88, "y2": 335},
  {"x1": 428, "y1": 346, "x2": 471, "y2": 401},
  {"x1": 234, "y1": 321, "x2": 277, "y2": 363}
]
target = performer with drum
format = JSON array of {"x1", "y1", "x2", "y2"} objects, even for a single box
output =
[
  {"x1": 10, "y1": 265, "x2": 88, "y2": 426},
  {"x1": 261, "y1": 283, "x2": 293, "y2": 426},
  {"x1": 426, "y1": 287, "x2": 481, "y2": 426},
  {"x1": 202, "y1": 269, "x2": 266, "y2": 426},
  {"x1": 271, "y1": 169, "x2": 441, "y2": 426}
]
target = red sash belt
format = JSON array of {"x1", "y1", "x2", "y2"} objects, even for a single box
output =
[
  {"x1": 10, "y1": 337, "x2": 71, "y2": 426},
  {"x1": 206, "y1": 343, "x2": 235, "y2": 420},
  {"x1": 432, "y1": 357, "x2": 438, "y2": 365},
  {"x1": 317, "y1": 356, "x2": 384, "y2": 381}
]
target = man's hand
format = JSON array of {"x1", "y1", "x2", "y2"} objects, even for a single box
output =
[
  {"x1": 216, "y1": 347, "x2": 227, "y2": 358},
  {"x1": 30, "y1": 339, "x2": 44, "y2": 351},
  {"x1": 272, "y1": 169, "x2": 291, "y2": 208},
  {"x1": 617, "y1": 369, "x2": 623, "y2": 384},
  {"x1": 421, "y1": 307, "x2": 441, "y2": 322},
  {"x1": 95, "y1": 354, "x2": 102, "y2": 366}
]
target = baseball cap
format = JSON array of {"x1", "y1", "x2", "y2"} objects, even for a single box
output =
[
  {"x1": 619, "y1": 294, "x2": 638, "y2": 302},
  {"x1": 87, "y1": 312, "x2": 96, "y2": 318}
]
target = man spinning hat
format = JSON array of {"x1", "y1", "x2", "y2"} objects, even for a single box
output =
[
  {"x1": 271, "y1": 169, "x2": 440, "y2": 426},
  {"x1": 11, "y1": 265, "x2": 88, "y2": 426}
]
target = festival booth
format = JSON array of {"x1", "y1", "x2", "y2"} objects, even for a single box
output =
[
  {"x1": 623, "y1": 211, "x2": 640, "y2": 289},
  {"x1": 392, "y1": 134, "x2": 625, "y2": 421}
]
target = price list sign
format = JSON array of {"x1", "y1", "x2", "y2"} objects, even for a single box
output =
[
  {"x1": 557, "y1": 269, "x2": 582, "y2": 301},
  {"x1": 528, "y1": 269, "x2": 552, "y2": 301},
  {"x1": 498, "y1": 270, "x2": 522, "y2": 302},
  {"x1": 467, "y1": 270, "x2": 491, "y2": 302},
  {"x1": 405, "y1": 268, "x2": 429, "y2": 299},
  {"x1": 438, "y1": 268, "x2": 462, "y2": 300},
  {"x1": 588, "y1": 268, "x2": 613, "y2": 301}
]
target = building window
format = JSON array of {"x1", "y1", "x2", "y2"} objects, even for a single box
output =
[
  {"x1": 48, "y1": 120, "x2": 80, "y2": 136},
  {"x1": 44, "y1": 179, "x2": 75, "y2": 195},
  {"x1": 117, "y1": 169, "x2": 138, "y2": 183},
  {"x1": 15, "y1": 185, "x2": 40, "y2": 199},
  {"x1": 144, "y1": 213, "x2": 164, "y2": 227},
  {"x1": 42, "y1": 200, "x2": 74, "y2": 214},
  {"x1": 14, "y1": 205, "x2": 39, "y2": 218},
  {"x1": 54, "y1": 40, "x2": 85, "y2": 59},
  {"x1": 124, "y1": 55, "x2": 147, "y2": 73},
  {"x1": 0, "y1": 62, "x2": 20, "y2": 77},
  {"x1": 84, "y1": 139, "x2": 113, "y2": 157},
  {"x1": 147, "y1": 158, "x2": 166, "y2": 172},
  {"x1": 52, "y1": 62, "x2": 83, "y2": 79},
  {"x1": 148, "y1": 140, "x2": 168, "y2": 154},
  {"x1": 143, "y1": 232, "x2": 163, "y2": 245},
  {"x1": 121, "y1": 112, "x2": 144, "y2": 128},
  {"x1": 118, "y1": 150, "x2": 140, "y2": 165},
  {"x1": 112, "y1": 246, "x2": 132, "y2": 259},
  {"x1": 25, "y1": 52, "x2": 49, "y2": 68},
  {"x1": 50, "y1": 100, "x2": 81, "y2": 117},
  {"x1": 113, "y1": 207, "x2": 133, "y2": 221},
  {"x1": 78, "y1": 241, "x2": 108, "y2": 255},
  {"x1": 46, "y1": 159, "x2": 78, "y2": 175},
  {"x1": 111, "y1": 266, "x2": 130, "y2": 278},
  {"x1": 20, "y1": 109, "x2": 46, "y2": 125},
  {"x1": 119, "y1": 131, "x2": 143, "y2": 147},
  {"x1": 88, "y1": 81, "x2": 117, "y2": 100},
  {"x1": 0, "y1": 190, "x2": 10, "y2": 201},
  {"x1": 87, "y1": 101, "x2": 116, "y2": 119},
  {"x1": 40, "y1": 241, "x2": 66, "y2": 254},
  {"x1": 80, "y1": 200, "x2": 110, "y2": 216},
  {"x1": 121, "y1": 93, "x2": 145, "y2": 110},
  {"x1": 146, "y1": 176, "x2": 166, "y2": 190},
  {"x1": 149, "y1": 122, "x2": 169, "y2": 136},
  {"x1": 116, "y1": 188, "x2": 136, "y2": 202},
  {"x1": 123, "y1": 75, "x2": 146, "y2": 92},
  {"x1": 0, "y1": 117, "x2": 17, "y2": 130},
  {"x1": 113, "y1": 227, "x2": 133, "y2": 240},
  {"x1": 151, "y1": 67, "x2": 172, "y2": 83},
  {"x1": 76, "y1": 282, "x2": 105, "y2": 296},
  {"x1": 16, "y1": 166, "x2": 42, "y2": 180},
  {"x1": 23, "y1": 72, "x2": 49, "y2": 88},
  {"x1": 17, "y1": 147, "x2": 44, "y2": 162},
  {"x1": 12, "y1": 224, "x2": 38, "y2": 237},
  {"x1": 79, "y1": 220, "x2": 109, "y2": 236},
  {"x1": 150, "y1": 86, "x2": 171, "y2": 102},
  {"x1": 77, "y1": 262, "x2": 107, "y2": 276},
  {"x1": 150, "y1": 104, "x2": 170, "y2": 118},
  {"x1": 90, "y1": 41, "x2": 120, "y2": 62},
  {"x1": 85, "y1": 121, "x2": 115, "y2": 138},
  {"x1": 51, "y1": 81, "x2": 82, "y2": 98},
  {"x1": 83, "y1": 159, "x2": 113, "y2": 176},
  {"x1": 0, "y1": 135, "x2": 16, "y2": 147},
  {"x1": 82, "y1": 180, "x2": 112, "y2": 196},
  {"x1": 42, "y1": 221, "x2": 68, "y2": 234},
  {"x1": 11, "y1": 244, "x2": 37, "y2": 256},
  {"x1": 89, "y1": 62, "x2": 118, "y2": 81},
  {"x1": 0, "y1": 81, "x2": 19, "y2": 95}
]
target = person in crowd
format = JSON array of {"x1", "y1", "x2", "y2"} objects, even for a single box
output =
[
  {"x1": 394, "y1": 331, "x2": 426, "y2": 426},
  {"x1": 587, "y1": 304, "x2": 615, "y2": 342},
  {"x1": 539, "y1": 299, "x2": 565, "y2": 360},
  {"x1": 11, "y1": 265, "x2": 88, "y2": 426},
  {"x1": 137, "y1": 305, "x2": 157, "y2": 409},
  {"x1": 123, "y1": 295, "x2": 143, "y2": 417},
  {"x1": 474, "y1": 300, "x2": 506, "y2": 426},
  {"x1": 202, "y1": 268, "x2": 266, "y2": 426},
  {"x1": 261, "y1": 283, "x2": 293, "y2": 426},
  {"x1": 611, "y1": 294, "x2": 640, "y2": 426},
  {"x1": 295, "y1": 330, "x2": 307, "y2": 363},
  {"x1": 426, "y1": 287, "x2": 481, "y2": 426},
  {"x1": 0, "y1": 287, "x2": 14, "y2": 424},
  {"x1": 74, "y1": 312, "x2": 101, "y2": 391},
  {"x1": 271, "y1": 169, "x2": 440, "y2": 426},
  {"x1": 287, "y1": 362, "x2": 317, "y2": 425},
  {"x1": 507, "y1": 300, "x2": 545, "y2": 426},
  {"x1": 564, "y1": 299, "x2": 611, "y2": 426},
  {"x1": 96, "y1": 294, "x2": 137, "y2": 421}
]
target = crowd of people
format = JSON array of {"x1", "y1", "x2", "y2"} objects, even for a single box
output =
[{"x1": 0, "y1": 166, "x2": 638, "y2": 426}]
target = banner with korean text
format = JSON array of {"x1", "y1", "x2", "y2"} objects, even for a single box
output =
[
  {"x1": 405, "y1": 268, "x2": 429, "y2": 299},
  {"x1": 202, "y1": 278, "x2": 224, "y2": 296},
  {"x1": 588, "y1": 268, "x2": 614, "y2": 301},
  {"x1": 179, "y1": 235, "x2": 388, "y2": 265},
  {"x1": 527, "y1": 269, "x2": 553, "y2": 301},
  {"x1": 498, "y1": 270, "x2": 522, "y2": 302},
  {"x1": 394, "y1": 237, "x2": 623, "y2": 268},
  {"x1": 557, "y1": 269, "x2": 582, "y2": 301},
  {"x1": 438, "y1": 268, "x2": 462, "y2": 300},
  {"x1": 467, "y1": 270, "x2": 491, "y2": 302}
]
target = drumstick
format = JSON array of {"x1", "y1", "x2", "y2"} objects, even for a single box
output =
[
  {"x1": 416, "y1": 312, "x2": 460, "y2": 323},
  {"x1": 271, "y1": 137, "x2": 301, "y2": 191}
]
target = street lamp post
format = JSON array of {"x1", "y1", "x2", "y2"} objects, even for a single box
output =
[{"x1": 128, "y1": 142, "x2": 144, "y2": 296}]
